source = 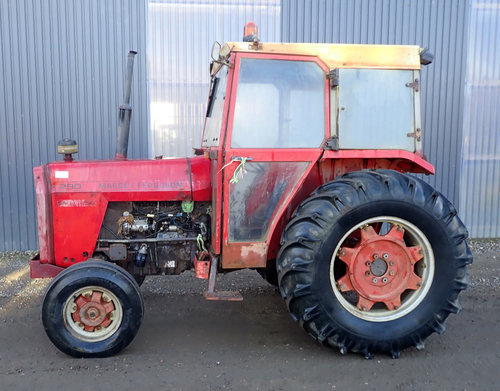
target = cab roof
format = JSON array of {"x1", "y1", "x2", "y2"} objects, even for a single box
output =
[{"x1": 224, "y1": 42, "x2": 422, "y2": 70}]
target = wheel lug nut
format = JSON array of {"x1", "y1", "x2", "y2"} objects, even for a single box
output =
[
  {"x1": 383, "y1": 253, "x2": 389, "y2": 259},
  {"x1": 373, "y1": 254, "x2": 379, "y2": 259},
  {"x1": 365, "y1": 261, "x2": 371, "y2": 266},
  {"x1": 382, "y1": 278, "x2": 388, "y2": 283},
  {"x1": 365, "y1": 271, "x2": 371, "y2": 276},
  {"x1": 372, "y1": 278, "x2": 378, "y2": 283},
  {"x1": 389, "y1": 270, "x2": 395, "y2": 276},
  {"x1": 389, "y1": 261, "x2": 395, "y2": 266}
]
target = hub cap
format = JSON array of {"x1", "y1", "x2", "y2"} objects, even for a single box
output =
[
  {"x1": 63, "y1": 286, "x2": 123, "y2": 342},
  {"x1": 330, "y1": 217, "x2": 434, "y2": 322}
]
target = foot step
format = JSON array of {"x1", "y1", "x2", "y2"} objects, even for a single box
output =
[{"x1": 204, "y1": 290, "x2": 243, "y2": 301}]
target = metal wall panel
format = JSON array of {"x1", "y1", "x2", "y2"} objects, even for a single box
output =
[
  {"x1": 0, "y1": 0, "x2": 148, "y2": 250},
  {"x1": 460, "y1": 0, "x2": 500, "y2": 237},
  {"x1": 2, "y1": 0, "x2": 496, "y2": 250},
  {"x1": 282, "y1": 0, "x2": 468, "y2": 211},
  {"x1": 148, "y1": 0, "x2": 281, "y2": 158}
]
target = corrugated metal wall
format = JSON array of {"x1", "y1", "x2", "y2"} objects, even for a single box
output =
[
  {"x1": 0, "y1": 0, "x2": 148, "y2": 250},
  {"x1": 281, "y1": 0, "x2": 468, "y2": 211},
  {"x1": 1, "y1": 0, "x2": 498, "y2": 250},
  {"x1": 0, "y1": 0, "x2": 281, "y2": 250},
  {"x1": 460, "y1": 0, "x2": 500, "y2": 237},
  {"x1": 148, "y1": 0, "x2": 281, "y2": 158}
]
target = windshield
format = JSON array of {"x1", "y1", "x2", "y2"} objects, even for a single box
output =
[
  {"x1": 231, "y1": 58, "x2": 325, "y2": 149},
  {"x1": 202, "y1": 67, "x2": 228, "y2": 148}
]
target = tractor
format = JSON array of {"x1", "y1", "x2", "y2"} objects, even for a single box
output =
[{"x1": 31, "y1": 23, "x2": 472, "y2": 358}]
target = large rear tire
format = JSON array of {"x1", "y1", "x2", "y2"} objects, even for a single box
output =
[
  {"x1": 277, "y1": 170, "x2": 472, "y2": 358},
  {"x1": 42, "y1": 260, "x2": 144, "y2": 357}
]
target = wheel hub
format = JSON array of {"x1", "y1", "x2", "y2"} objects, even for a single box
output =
[
  {"x1": 71, "y1": 290, "x2": 115, "y2": 332},
  {"x1": 369, "y1": 257, "x2": 387, "y2": 276},
  {"x1": 337, "y1": 224, "x2": 423, "y2": 311}
]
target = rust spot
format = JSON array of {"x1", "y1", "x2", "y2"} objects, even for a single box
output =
[
  {"x1": 241, "y1": 243, "x2": 267, "y2": 258},
  {"x1": 222, "y1": 243, "x2": 268, "y2": 269}
]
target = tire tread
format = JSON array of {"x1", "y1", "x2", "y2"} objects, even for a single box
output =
[{"x1": 277, "y1": 169, "x2": 472, "y2": 357}]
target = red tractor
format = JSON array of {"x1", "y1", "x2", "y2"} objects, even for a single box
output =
[{"x1": 32, "y1": 24, "x2": 472, "y2": 358}]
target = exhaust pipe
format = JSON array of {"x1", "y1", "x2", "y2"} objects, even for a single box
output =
[{"x1": 115, "y1": 50, "x2": 137, "y2": 160}]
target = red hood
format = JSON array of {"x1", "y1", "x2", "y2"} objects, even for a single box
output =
[
  {"x1": 33, "y1": 156, "x2": 211, "y2": 267},
  {"x1": 41, "y1": 155, "x2": 211, "y2": 201}
]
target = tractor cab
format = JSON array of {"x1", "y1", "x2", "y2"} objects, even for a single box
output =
[{"x1": 201, "y1": 24, "x2": 433, "y2": 272}]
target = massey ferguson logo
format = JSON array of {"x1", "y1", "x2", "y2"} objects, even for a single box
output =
[{"x1": 57, "y1": 200, "x2": 96, "y2": 207}]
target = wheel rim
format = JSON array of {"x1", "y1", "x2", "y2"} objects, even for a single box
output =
[
  {"x1": 330, "y1": 216, "x2": 435, "y2": 322},
  {"x1": 63, "y1": 286, "x2": 123, "y2": 342}
]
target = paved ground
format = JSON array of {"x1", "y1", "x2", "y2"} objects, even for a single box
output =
[{"x1": 0, "y1": 240, "x2": 499, "y2": 391}]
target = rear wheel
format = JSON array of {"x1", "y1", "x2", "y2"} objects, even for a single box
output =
[
  {"x1": 42, "y1": 261, "x2": 144, "y2": 357},
  {"x1": 277, "y1": 170, "x2": 472, "y2": 358}
]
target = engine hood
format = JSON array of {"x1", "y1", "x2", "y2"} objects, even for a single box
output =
[
  {"x1": 38, "y1": 155, "x2": 212, "y2": 202},
  {"x1": 32, "y1": 155, "x2": 212, "y2": 268}
]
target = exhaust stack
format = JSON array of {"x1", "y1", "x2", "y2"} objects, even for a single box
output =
[{"x1": 115, "y1": 50, "x2": 137, "y2": 160}]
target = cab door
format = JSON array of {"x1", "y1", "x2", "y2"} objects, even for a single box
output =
[{"x1": 220, "y1": 53, "x2": 329, "y2": 269}]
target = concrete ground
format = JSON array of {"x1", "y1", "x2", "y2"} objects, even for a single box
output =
[{"x1": 0, "y1": 240, "x2": 499, "y2": 391}]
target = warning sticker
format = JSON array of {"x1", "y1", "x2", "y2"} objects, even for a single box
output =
[{"x1": 55, "y1": 171, "x2": 69, "y2": 179}]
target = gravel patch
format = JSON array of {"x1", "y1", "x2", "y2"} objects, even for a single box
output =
[
  {"x1": 467, "y1": 238, "x2": 500, "y2": 253},
  {"x1": 142, "y1": 269, "x2": 277, "y2": 297},
  {"x1": 0, "y1": 240, "x2": 498, "y2": 302},
  {"x1": 0, "y1": 251, "x2": 277, "y2": 301},
  {"x1": 0, "y1": 250, "x2": 37, "y2": 263}
]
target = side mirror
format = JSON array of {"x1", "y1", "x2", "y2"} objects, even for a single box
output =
[
  {"x1": 210, "y1": 41, "x2": 230, "y2": 75},
  {"x1": 211, "y1": 41, "x2": 221, "y2": 61}
]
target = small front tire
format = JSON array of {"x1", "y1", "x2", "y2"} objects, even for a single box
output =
[{"x1": 42, "y1": 261, "x2": 144, "y2": 358}]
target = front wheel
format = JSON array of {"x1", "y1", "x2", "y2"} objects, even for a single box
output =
[
  {"x1": 277, "y1": 170, "x2": 472, "y2": 358},
  {"x1": 42, "y1": 261, "x2": 144, "y2": 357}
]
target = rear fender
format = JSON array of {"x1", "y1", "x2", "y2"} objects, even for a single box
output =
[
  {"x1": 319, "y1": 150, "x2": 435, "y2": 177},
  {"x1": 265, "y1": 151, "x2": 434, "y2": 263}
]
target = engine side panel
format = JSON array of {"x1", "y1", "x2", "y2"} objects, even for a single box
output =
[
  {"x1": 33, "y1": 156, "x2": 211, "y2": 270},
  {"x1": 52, "y1": 192, "x2": 109, "y2": 267},
  {"x1": 46, "y1": 156, "x2": 211, "y2": 200}
]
